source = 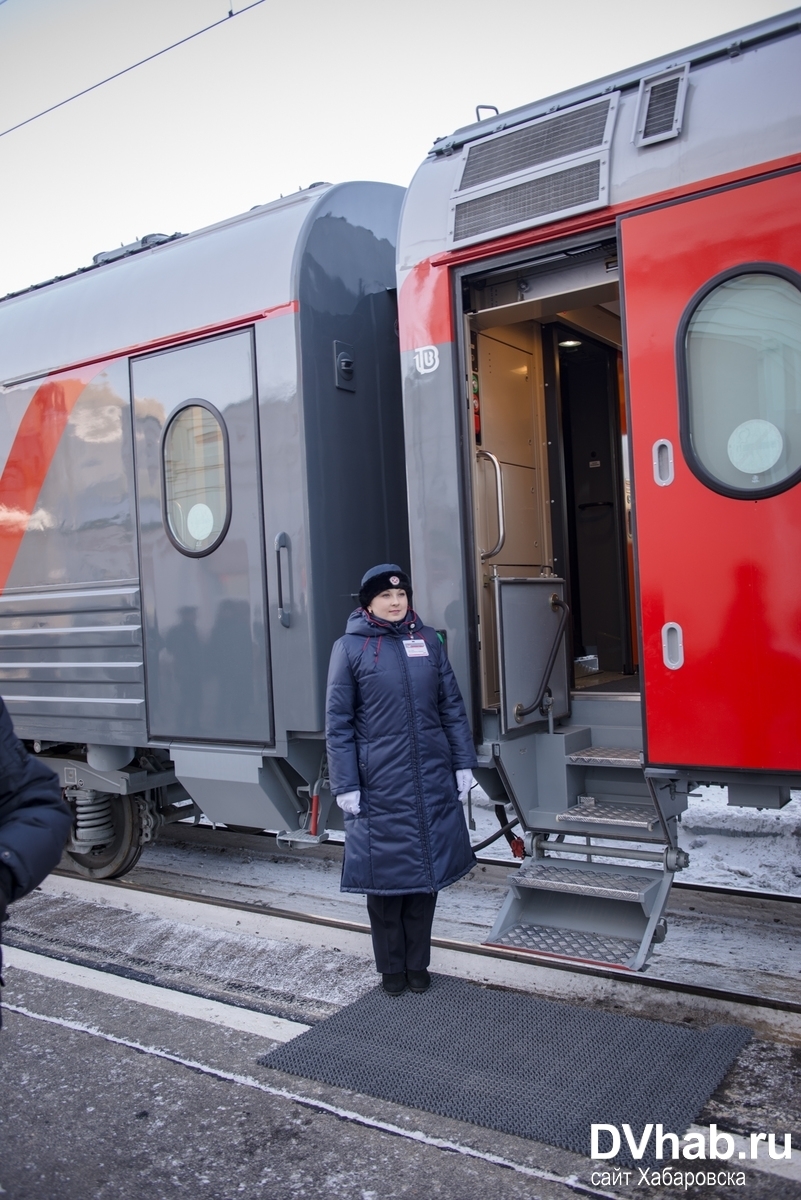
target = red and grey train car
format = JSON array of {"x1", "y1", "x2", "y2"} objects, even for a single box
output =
[
  {"x1": 1, "y1": 10, "x2": 799, "y2": 968},
  {"x1": 395, "y1": 9, "x2": 801, "y2": 966}
]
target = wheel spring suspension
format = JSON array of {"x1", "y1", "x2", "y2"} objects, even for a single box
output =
[{"x1": 69, "y1": 788, "x2": 115, "y2": 851}]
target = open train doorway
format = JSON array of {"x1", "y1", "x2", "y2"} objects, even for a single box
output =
[
  {"x1": 463, "y1": 239, "x2": 636, "y2": 713},
  {"x1": 546, "y1": 323, "x2": 634, "y2": 688}
]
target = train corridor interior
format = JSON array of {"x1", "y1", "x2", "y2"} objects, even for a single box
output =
[{"x1": 464, "y1": 242, "x2": 639, "y2": 710}]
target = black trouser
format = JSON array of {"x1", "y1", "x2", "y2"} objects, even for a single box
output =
[{"x1": 365, "y1": 892, "x2": 438, "y2": 974}]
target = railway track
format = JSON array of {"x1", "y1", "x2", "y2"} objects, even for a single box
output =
[{"x1": 48, "y1": 825, "x2": 801, "y2": 1028}]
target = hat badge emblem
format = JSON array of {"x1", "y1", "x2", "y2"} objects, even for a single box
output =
[{"x1": 389, "y1": 575, "x2": 400, "y2": 586}]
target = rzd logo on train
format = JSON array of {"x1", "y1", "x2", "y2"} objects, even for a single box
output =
[{"x1": 413, "y1": 346, "x2": 439, "y2": 374}]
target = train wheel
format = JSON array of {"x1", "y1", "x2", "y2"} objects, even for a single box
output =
[{"x1": 66, "y1": 793, "x2": 145, "y2": 880}]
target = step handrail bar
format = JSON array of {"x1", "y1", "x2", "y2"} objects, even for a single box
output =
[
  {"x1": 514, "y1": 594, "x2": 570, "y2": 722},
  {"x1": 476, "y1": 450, "x2": 506, "y2": 560}
]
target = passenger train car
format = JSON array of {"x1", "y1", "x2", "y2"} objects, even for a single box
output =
[{"x1": 1, "y1": 10, "x2": 799, "y2": 969}]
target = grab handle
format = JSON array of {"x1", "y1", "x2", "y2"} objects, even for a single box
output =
[
  {"x1": 476, "y1": 450, "x2": 506, "y2": 561},
  {"x1": 514, "y1": 595, "x2": 570, "y2": 723},
  {"x1": 275, "y1": 532, "x2": 291, "y2": 627}
]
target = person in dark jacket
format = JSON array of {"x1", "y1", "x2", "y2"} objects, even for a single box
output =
[
  {"x1": 326, "y1": 564, "x2": 477, "y2": 996},
  {"x1": 0, "y1": 697, "x2": 72, "y2": 1023}
]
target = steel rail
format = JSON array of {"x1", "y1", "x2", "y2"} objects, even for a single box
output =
[
  {"x1": 166, "y1": 823, "x2": 801, "y2": 907},
  {"x1": 50, "y1": 866, "x2": 801, "y2": 1016}
]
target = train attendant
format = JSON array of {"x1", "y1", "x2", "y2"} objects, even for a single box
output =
[{"x1": 325, "y1": 564, "x2": 477, "y2": 996}]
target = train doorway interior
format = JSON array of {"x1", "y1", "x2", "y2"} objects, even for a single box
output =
[{"x1": 464, "y1": 242, "x2": 636, "y2": 712}]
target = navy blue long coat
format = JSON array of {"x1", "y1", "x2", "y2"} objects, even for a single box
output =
[
  {"x1": 326, "y1": 608, "x2": 477, "y2": 895},
  {"x1": 0, "y1": 698, "x2": 71, "y2": 902}
]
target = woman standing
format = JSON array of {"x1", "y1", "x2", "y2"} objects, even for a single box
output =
[{"x1": 326, "y1": 564, "x2": 477, "y2": 996}]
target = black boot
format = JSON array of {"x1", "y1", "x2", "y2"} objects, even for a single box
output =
[
  {"x1": 382, "y1": 972, "x2": 407, "y2": 996},
  {"x1": 406, "y1": 969, "x2": 431, "y2": 993}
]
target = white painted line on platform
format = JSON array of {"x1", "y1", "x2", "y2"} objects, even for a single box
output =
[
  {"x1": 4, "y1": 1003, "x2": 618, "y2": 1200},
  {"x1": 37, "y1": 874, "x2": 801, "y2": 1042},
  {"x1": 3, "y1": 946, "x2": 309, "y2": 1043}
]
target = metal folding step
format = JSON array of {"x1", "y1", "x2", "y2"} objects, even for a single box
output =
[
  {"x1": 486, "y1": 737, "x2": 690, "y2": 970},
  {"x1": 487, "y1": 853, "x2": 674, "y2": 970},
  {"x1": 556, "y1": 796, "x2": 660, "y2": 831},
  {"x1": 566, "y1": 746, "x2": 642, "y2": 768}
]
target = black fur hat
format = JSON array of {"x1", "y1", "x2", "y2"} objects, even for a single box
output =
[{"x1": 359, "y1": 563, "x2": 412, "y2": 609}]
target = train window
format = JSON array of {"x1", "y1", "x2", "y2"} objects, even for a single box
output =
[
  {"x1": 679, "y1": 267, "x2": 801, "y2": 498},
  {"x1": 162, "y1": 401, "x2": 231, "y2": 555}
]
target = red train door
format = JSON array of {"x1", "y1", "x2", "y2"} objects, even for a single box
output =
[{"x1": 620, "y1": 169, "x2": 801, "y2": 772}]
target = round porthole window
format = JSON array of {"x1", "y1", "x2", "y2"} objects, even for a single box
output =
[
  {"x1": 678, "y1": 266, "x2": 801, "y2": 499},
  {"x1": 162, "y1": 401, "x2": 231, "y2": 556}
]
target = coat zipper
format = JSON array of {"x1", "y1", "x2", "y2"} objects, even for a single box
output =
[{"x1": 392, "y1": 633, "x2": 435, "y2": 890}]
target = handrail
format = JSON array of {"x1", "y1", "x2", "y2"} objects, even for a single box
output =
[
  {"x1": 275, "y1": 532, "x2": 290, "y2": 627},
  {"x1": 514, "y1": 594, "x2": 570, "y2": 722},
  {"x1": 476, "y1": 450, "x2": 506, "y2": 561}
]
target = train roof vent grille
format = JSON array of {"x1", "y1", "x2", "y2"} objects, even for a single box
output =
[
  {"x1": 452, "y1": 158, "x2": 605, "y2": 244},
  {"x1": 458, "y1": 97, "x2": 613, "y2": 191},
  {"x1": 632, "y1": 63, "x2": 689, "y2": 147}
]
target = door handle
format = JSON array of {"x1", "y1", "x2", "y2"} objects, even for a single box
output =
[
  {"x1": 578, "y1": 501, "x2": 613, "y2": 510},
  {"x1": 275, "y1": 532, "x2": 291, "y2": 627},
  {"x1": 476, "y1": 450, "x2": 506, "y2": 561}
]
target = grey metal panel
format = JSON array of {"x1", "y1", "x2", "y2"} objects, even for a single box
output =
[
  {"x1": 294, "y1": 182, "x2": 408, "y2": 734},
  {"x1": 400, "y1": 345, "x2": 474, "y2": 721},
  {"x1": 132, "y1": 330, "x2": 272, "y2": 745},
  {"x1": 0, "y1": 191, "x2": 321, "y2": 385},
  {"x1": 0, "y1": 583, "x2": 147, "y2": 743},
  {"x1": 494, "y1": 578, "x2": 569, "y2": 734}
]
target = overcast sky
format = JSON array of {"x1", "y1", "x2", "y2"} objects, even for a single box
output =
[{"x1": 0, "y1": 0, "x2": 793, "y2": 296}]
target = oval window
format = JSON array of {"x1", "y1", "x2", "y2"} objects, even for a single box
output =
[
  {"x1": 679, "y1": 267, "x2": 801, "y2": 498},
  {"x1": 162, "y1": 402, "x2": 230, "y2": 555}
]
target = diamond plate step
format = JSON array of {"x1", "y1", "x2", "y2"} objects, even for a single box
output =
[
  {"x1": 491, "y1": 922, "x2": 641, "y2": 966},
  {"x1": 567, "y1": 746, "x2": 642, "y2": 768},
  {"x1": 556, "y1": 797, "x2": 659, "y2": 831},
  {"x1": 509, "y1": 860, "x2": 661, "y2": 903}
]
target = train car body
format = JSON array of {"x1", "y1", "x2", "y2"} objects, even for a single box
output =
[
  {"x1": 2, "y1": 11, "x2": 799, "y2": 972},
  {"x1": 0, "y1": 182, "x2": 408, "y2": 875},
  {"x1": 396, "y1": 10, "x2": 801, "y2": 966}
]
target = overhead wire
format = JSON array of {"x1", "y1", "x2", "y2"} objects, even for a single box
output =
[{"x1": 0, "y1": 0, "x2": 267, "y2": 140}]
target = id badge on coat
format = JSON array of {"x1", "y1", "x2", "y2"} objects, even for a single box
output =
[{"x1": 403, "y1": 638, "x2": 429, "y2": 658}]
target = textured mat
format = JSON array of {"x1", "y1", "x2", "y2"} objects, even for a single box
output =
[{"x1": 260, "y1": 974, "x2": 751, "y2": 1165}]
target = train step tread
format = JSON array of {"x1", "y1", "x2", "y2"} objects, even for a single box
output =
[
  {"x1": 509, "y1": 860, "x2": 663, "y2": 902},
  {"x1": 556, "y1": 797, "x2": 659, "y2": 831},
  {"x1": 489, "y1": 921, "x2": 641, "y2": 967},
  {"x1": 566, "y1": 746, "x2": 643, "y2": 768}
]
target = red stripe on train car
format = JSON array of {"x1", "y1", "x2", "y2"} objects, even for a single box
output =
[
  {"x1": 398, "y1": 151, "x2": 801, "y2": 353},
  {"x1": 3, "y1": 300, "x2": 299, "y2": 388},
  {"x1": 0, "y1": 373, "x2": 93, "y2": 592}
]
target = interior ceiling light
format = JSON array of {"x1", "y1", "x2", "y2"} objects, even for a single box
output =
[{"x1": 559, "y1": 338, "x2": 582, "y2": 347}]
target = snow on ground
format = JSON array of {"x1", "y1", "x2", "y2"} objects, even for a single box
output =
[
  {"x1": 198, "y1": 783, "x2": 801, "y2": 895},
  {"x1": 461, "y1": 785, "x2": 801, "y2": 895}
]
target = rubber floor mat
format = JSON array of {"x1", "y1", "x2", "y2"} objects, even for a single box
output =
[{"x1": 260, "y1": 974, "x2": 751, "y2": 1165}]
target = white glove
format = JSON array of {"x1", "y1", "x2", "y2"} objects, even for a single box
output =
[
  {"x1": 456, "y1": 770, "x2": 475, "y2": 803},
  {"x1": 336, "y1": 790, "x2": 361, "y2": 815}
]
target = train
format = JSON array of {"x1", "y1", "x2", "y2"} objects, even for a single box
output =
[{"x1": 1, "y1": 9, "x2": 799, "y2": 970}]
